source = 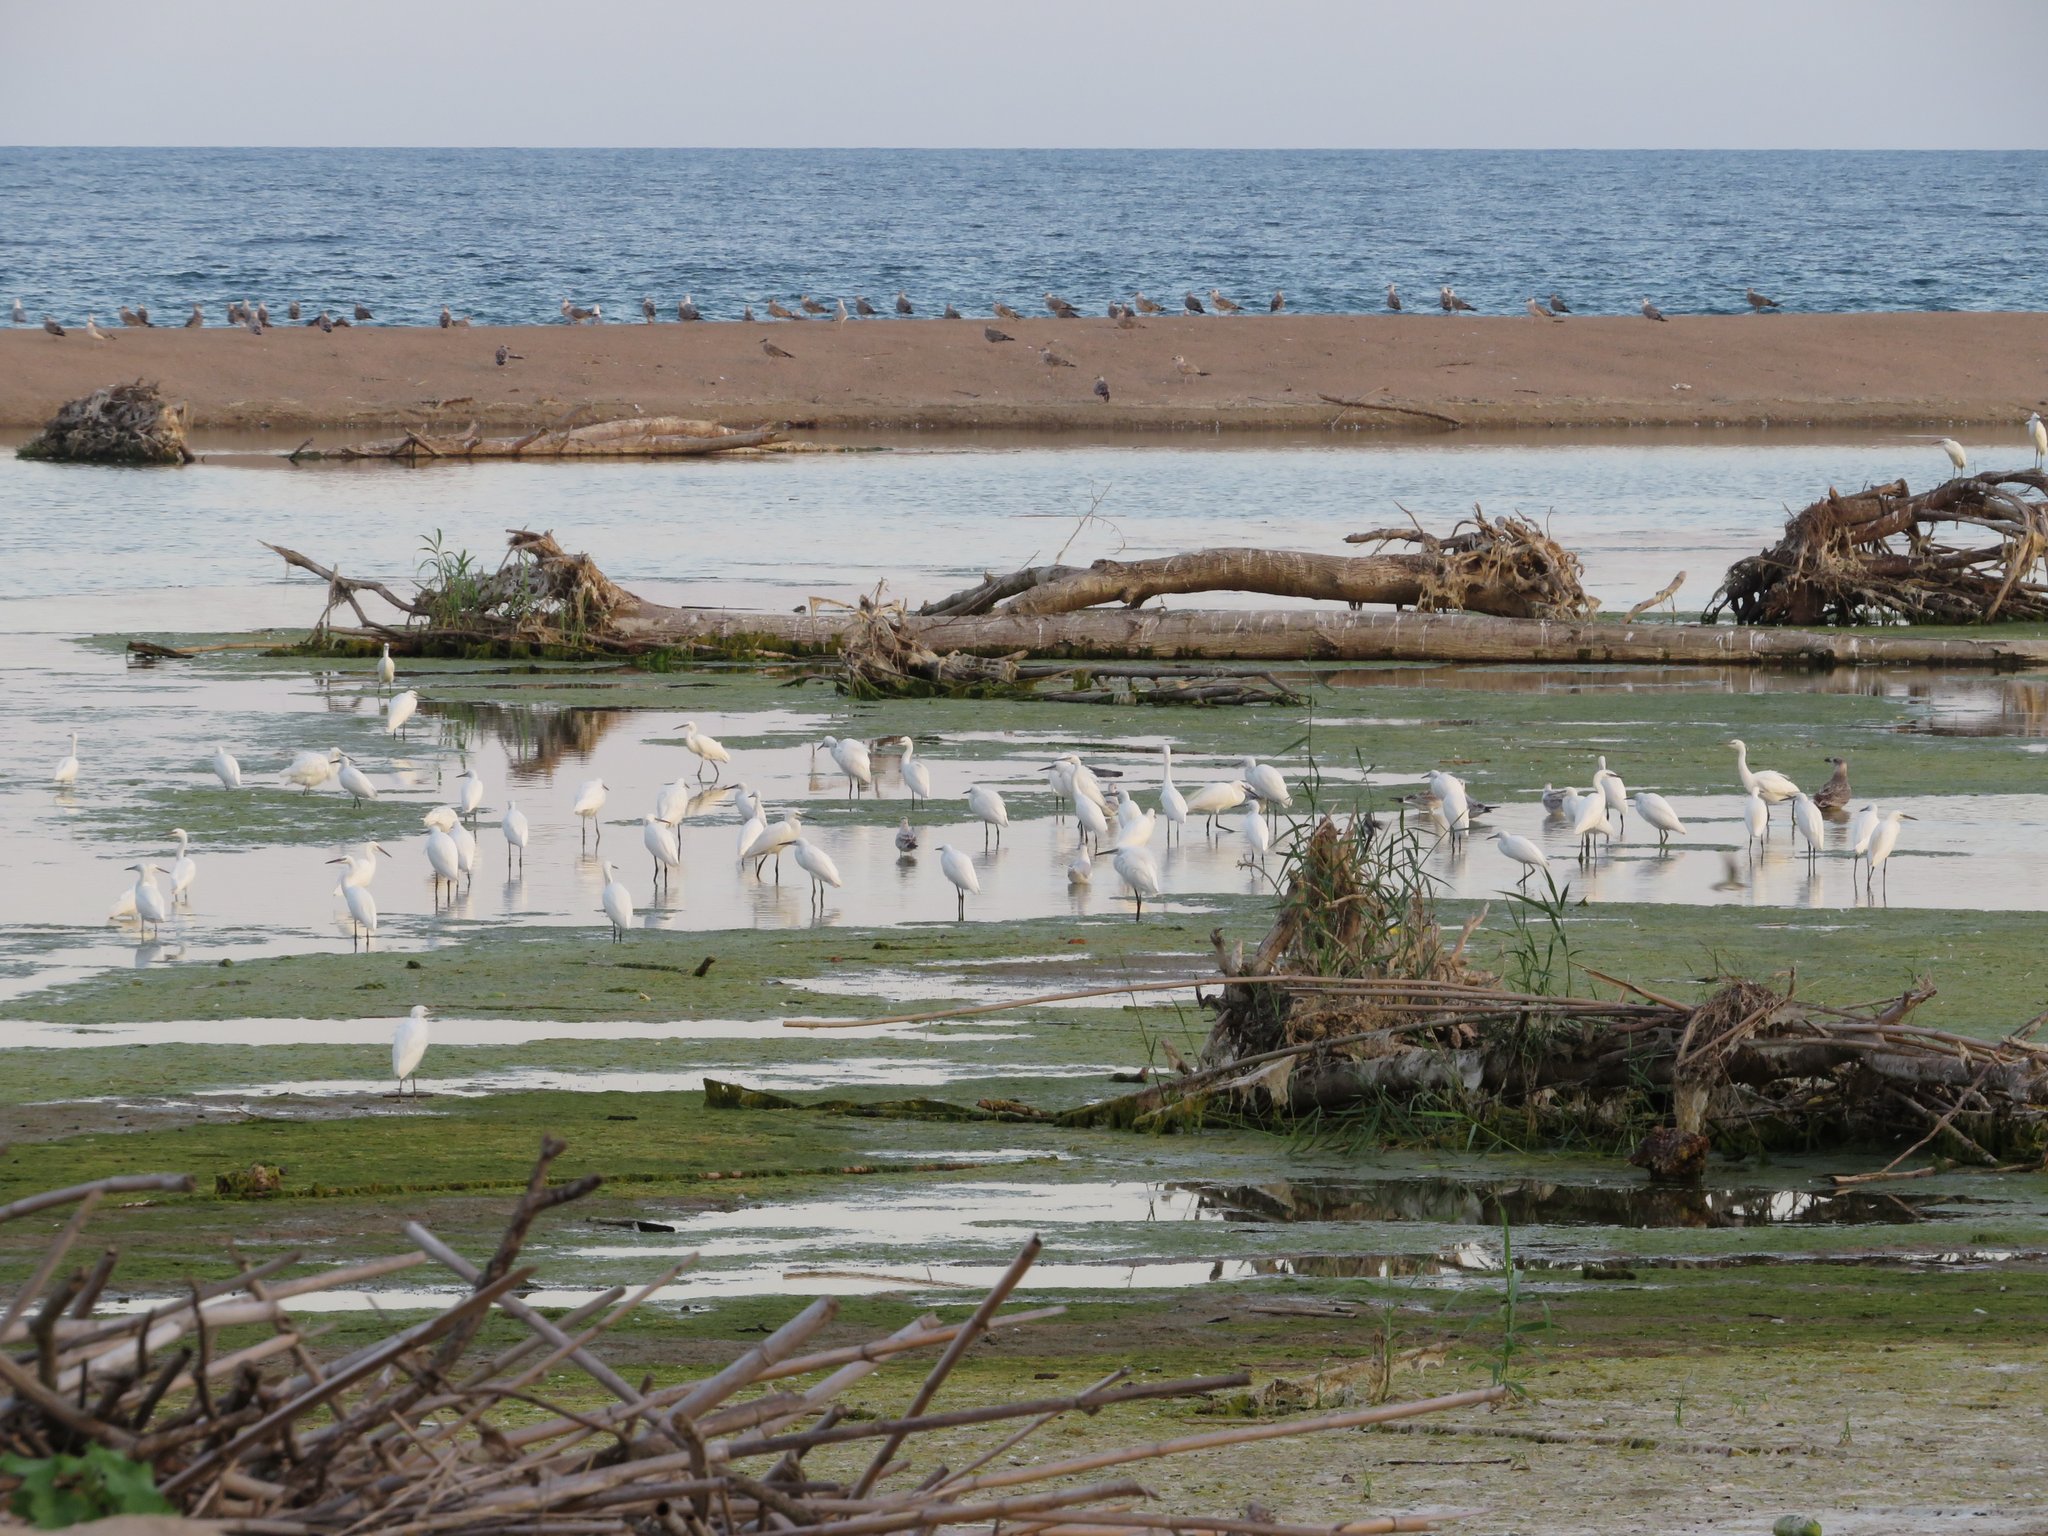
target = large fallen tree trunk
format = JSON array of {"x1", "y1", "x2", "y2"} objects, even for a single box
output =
[
  {"x1": 994, "y1": 511, "x2": 1591, "y2": 620},
  {"x1": 296, "y1": 416, "x2": 783, "y2": 461},
  {"x1": 1709, "y1": 469, "x2": 2048, "y2": 625}
]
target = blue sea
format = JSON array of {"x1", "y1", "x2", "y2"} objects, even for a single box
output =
[{"x1": 3, "y1": 148, "x2": 2044, "y2": 326}]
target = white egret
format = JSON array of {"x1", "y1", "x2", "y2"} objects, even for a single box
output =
[
  {"x1": 1593, "y1": 757, "x2": 1627, "y2": 834},
  {"x1": 1184, "y1": 779, "x2": 1249, "y2": 835},
  {"x1": 332, "y1": 842, "x2": 392, "y2": 889},
  {"x1": 897, "y1": 736, "x2": 932, "y2": 804},
  {"x1": 936, "y1": 843, "x2": 980, "y2": 919},
  {"x1": 1633, "y1": 791, "x2": 1687, "y2": 849},
  {"x1": 1068, "y1": 847, "x2": 1092, "y2": 884},
  {"x1": 653, "y1": 777, "x2": 692, "y2": 828},
  {"x1": 2030, "y1": 412, "x2": 2047, "y2": 470},
  {"x1": 1239, "y1": 756, "x2": 1292, "y2": 810},
  {"x1": 124, "y1": 863, "x2": 172, "y2": 939},
  {"x1": 967, "y1": 784, "x2": 1009, "y2": 849},
  {"x1": 737, "y1": 803, "x2": 767, "y2": 860},
  {"x1": 1044, "y1": 757, "x2": 1075, "y2": 814},
  {"x1": 503, "y1": 801, "x2": 529, "y2": 873},
  {"x1": 642, "y1": 814, "x2": 683, "y2": 887},
  {"x1": 1489, "y1": 831, "x2": 1549, "y2": 884},
  {"x1": 1112, "y1": 788, "x2": 1156, "y2": 846},
  {"x1": 377, "y1": 643, "x2": 396, "y2": 688},
  {"x1": 1074, "y1": 789, "x2": 1109, "y2": 849},
  {"x1": 572, "y1": 779, "x2": 608, "y2": 847},
  {"x1": 1742, "y1": 789, "x2": 1770, "y2": 852},
  {"x1": 53, "y1": 732, "x2": 79, "y2": 787},
  {"x1": 392, "y1": 1005, "x2": 428, "y2": 1096},
  {"x1": 744, "y1": 809, "x2": 805, "y2": 880},
  {"x1": 895, "y1": 817, "x2": 919, "y2": 855},
  {"x1": 1848, "y1": 803, "x2": 1880, "y2": 867},
  {"x1": 337, "y1": 754, "x2": 378, "y2": 807},
  {"x1": 1728, "y1": 739, "x2": 1799, "y2": 816},
  {"x1": 729, "y1": 782, "x2": 762, "y2": 825},
  {"x1": 1111, "y1": 839, "x2": 1163, "y2": 920},
  {"x1": 674, "y1": 721, "x2": 731, "y2": 780},
  {"x1": 453, "y1": 822, "x2": 478, "y2": 884},
  {"x1": 1937, "y1": 437, "x2": 1968, "y2": 477},
  {"x1": 285, "y1": 748, "x2": 340, "y2": 793},
  {"x1": 1056, "y1": 754, "x2": 1108, "y2": 811},
  {"x1": 1239, "y1": 805, "x2": 1272, "y2": 867},
  {"x1": 422, "y1": 805, "x2": 459, "y2": 834},
  {"x1": 1791, "y1": 792, "x2": 1825, "y2": 866},
  {"x1": 454, "y1": 770, "x2": 484, "y2": 822},
  {"x1": 331, "y1": 872, "x2": 378, "y2": 947},
  {"x1": 168, "y1": 829, "x2": 198, "y2": 904},
  {"x1": 1568, "y1": 788, "x2": 1610, "y2": 862},
  {"x1": 1865, "y1": 810, "x2": 1915, "y2": 894},
  {"x1": 1160, "y1": 745, "x2": 1188, "y2": 843},
  {"x1": 1427, "y1": 770, "x2": 1472, "y2": 840},
  {"x1": 600, "y1": 862, "x2": 635, "y2": 941},
  {"x1": 425, "y1": 827, "x2": 462, "y2": 896},
  {"x1": 209, "y1": 745, "x2": 242, "y2": 789},
  {"x1": 792, "y1": 838, "x2": 843, "y2": 910},
  {"x1": 386, "y1": 689, "x2": 418, "y2": 736},
  {"x1": 819, "y1": 735, "x2": 873, "y2": 799}
]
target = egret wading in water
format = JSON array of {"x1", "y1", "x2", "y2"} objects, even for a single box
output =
[
  {"x1": 124, "y1": 863, "x2": 172, "y2": 940},
  {"x1": 1425, "y1": 770, "x2": 1470, "y2": 843},
  {"x1": 1848, "y1": 804, "x2": 1880, "y2": 871},
  {"x1": 1567, "y1": 786, "x2": 1611, "y2": 863},
  {"x1": 1111, "y1": 838, "x2": 1163, "y2": 921},
  {"x1": 818, "y1": 735, "x2": 873, "y2": 800},
  {"x1": 1865, "y1": 810, "x2": 1915, "y2": 897},
  {"x1": 1729, "y1": 739, "x2": 1799, "y2": 822},
  {"x1": 386, "y1": 689, "x2": 418, "y2": 737},
  {"x1": 895, "y1": 736, "x2": 932, "y2": 805},
  {"x1": 502, "y1": 801, "x2": 529, "y2": 873},
  {"x1": 377, "y1": 643, "x2": 396, "y2": 688},
  {"x1": 675, "y1": 721, "x2": 730, "y2": 780},
  {"x1": 1239, "y1": 756, "x2": 1291, "y2": 820},
  {"x1": 641, "y1": 814, "x2": 682, "y2": 888},
  {"x1": 1489, "y1": 831, "x2": 1549, "y2": 885},
  {"x1": 391, "y1": 1005, "x2": 429, "y2": 1097},
  {"x1": 323, "y1": 860, "x2": 378, "y2": 948},
  {"x1": 330, "y1": 842, "x2": 392, "y2": 892},
  {"x1": 1594, "y1": 757, "x2": 1627, "y2": 835},
  {"x1": 967, "y1": 784, "x2": 1009, "y2": 849},
  {"x1": 455, "y1": 770, "x2": 484, "y2": 824},
  {"x1": 1238, "y1": 806, "x2": 1272, "y2": 868},
  {"x1": 654, "y1": 777, "x2": 692, "y2": 830},
  {"x1": 336, "y1": 754, "x2": 378, "y2": 807},
  {"x1": 1742, "y1": 790, "x2": 1770, "y2": 854},
  {"x1": 2029, "y1": 412, "x2": 2048, "y2": 471},
  {"x1": 1792, "y1": 792, "x2": 1825, "y2": 867},
  {"x1": 1160, "y1": 745, "x2": 1188, "y2": 843},
  {"x1": 1936, "y1": 438, "x2": 1968, "y2": 479},
  {"x1": 53, "y1": 732, "x2": 80, "y2": 786},
  {"x1": 572, "y1": 779, "x2": 608, "y2": 848},
  {"x1": 168, "y1": 829, "x2": 198, "y2": 905},
  {"x1": 210, "y1": 746, "x2": 242, "y2": 789},
  {"x1": 1184, "y1": 779, "x2": 1249, "y2": 837},
  {"x1": 285, "y1": 748, "x2": 340, "y2": 793},
  {"x1": 424, "y1": 824, "x2": 462, "y2": 900},
  {"x1": 600, "y1": 862, "x2": 634, "y2": 941},
  {"x1": 793, "y1": 838, "x2": 843, "y2": 912},
  {"x1": 1633, "y1": 792, "x2": 1686, "y2": 850},
  {"x1": 422, "y1": 805, "x2": 460, "y2": 834},
  {"x1": 936, "y1": 843, "x2": 979, "y2": 920},
  {"x1": 744, "y1": 810, "x2": 805, "y2": 881}
]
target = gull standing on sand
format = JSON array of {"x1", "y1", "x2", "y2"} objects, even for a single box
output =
[
  {"x1": 1134, "y1": 292, "x2": 1164, "y2": 315},
  {"x1": 1440, "y1": 286, "x2": 1475, "y2": 313},
  {"x1": 1172, "y1": 355, "x2": 1208, "y2": 380},
  {"x1": 185, "y1": 303, "x2": 203, "y2": 327},
  {"x1": 762, "y1": 338, "x2": 794, "y2": 359},
  {"x1": 855, "y1": 295, "x2": 878, "y2": 317},
  {"x1": 256, "y1": 302, "x2": 271, "y2": 327},
  {"x1": 642, "y1": 297, "x2": 657, "y2": 322},
  {"x1": 1269, "y1": 290, "x2": 1285, "y2": 312},
  {"x1": 678, "y1": 295, "x2": 701, "y2": 320},
  {"x1": 439, "y1": 306, "x2": 454, "y2": 329},
  {"x1": 1094, "y1": 376, "x2": 1110, "y2": 403},
  {"x1": 9, "y1": 298, "x2": 24, "y2": 324},
  {"x1": 1183, "y1": 291, "x2": 1206, "y2": 314},
  {"x1": 943, "y1": 303, "x2": 962, "y2": 319},
  {"x1": 41, "y1": 315, "x2": 64, "y2": 337},
  {"x1": 1526, "y1": 297, "x2": 1561, "y2": 322},
  {"x1": 1045, "y1": 292, "x2": 1081, "y2": 318},
  {"x1": 1385, "y1": 284, "x2": 1402, "y2": 311},
  {"x1": 799, "y1": 295, "x2": 828, "y2": 316},
  {"x1": 1549, "y1": 293, "x2": 1573, "y2": 314},
  {"x1": 834, "y1": 298, "x2": 849, "y2": 323},
  {"x1": 984, "y1": 326, "x2": 1014, "y2": 343},
  {"x1": 1745, "y1": 287, "x2": 1781, "y2": 311},
  {"x1": 354, "y1": 302, "x2": 373, "y2": 320},
  {"x1": 896, "y1": 290, "x2": 914, "y2": 315},
  {"x1": 1041, "y1": 344, "x2": 1076, "y2": 368},
  {"x1": 119, "y1": 306, "x2": 142, "y2": 326},
  {"x1": 1209, "y1": 289, "x2": 1242, "y2": 314},
  {"x1": 1640, "y1": 298, "x2": 1668, "y2": 321},
  {"x1": 86, "y1": 314, "x2": 115, "y2": 341}
]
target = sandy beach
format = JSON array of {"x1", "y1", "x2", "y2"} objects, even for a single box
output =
[{"x1": 3, "y1": 311, "x2": 2044, "y2": 438}]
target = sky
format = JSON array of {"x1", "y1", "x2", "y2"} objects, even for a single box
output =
[{"x1": 5, "y1": 0, "x2": 2045, "y2": 150}]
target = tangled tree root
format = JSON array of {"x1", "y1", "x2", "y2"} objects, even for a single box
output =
[
  {"x1": 17, "y1": 380, "x2": 192, "y2": 464},
  {"x1": 1709, "y1": 470, "x2": 2048, "y2": 625}
]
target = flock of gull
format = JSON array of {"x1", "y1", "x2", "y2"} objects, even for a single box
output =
[{"x1": 12, "y1": 285, "x2": 1797, "y2": 339}]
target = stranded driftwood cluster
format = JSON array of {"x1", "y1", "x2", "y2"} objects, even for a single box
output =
[
  {"x1": 0, "y1": 1142, "x2": 1498, "y2": 1535},
  {"x1": 1709, "y1": 469, "x2": 2048, "y2": 625},
  {"x1": 17, "y1": 381, "x2": 192, "y2": 464}
]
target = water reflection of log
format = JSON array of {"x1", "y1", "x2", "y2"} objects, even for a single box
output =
[{"x1": 420, "y1": 699, "x2": 633, "y2": 778}]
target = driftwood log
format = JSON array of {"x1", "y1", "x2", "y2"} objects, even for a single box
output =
[
  {"x1": 17, "y1": 381, "x2": 192, "y2": 464},
  {"x1": 297, "y1": 416, "x2": 783, "y2": 461},
  {"x1": 1709, "y1": 470, "x2": 2048, "y2": 625}
]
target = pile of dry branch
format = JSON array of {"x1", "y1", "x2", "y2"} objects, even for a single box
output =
[
  {"x1": 299, "y1": 416, "x2": 782, "y2": 462},
  {"x1": 1708, "y1": 470, "x2": 2048, "y2": 625},
  {"x1": 17, "y1": 381, "x2": 193, "y2": 465},
  {"x1": 917, "y1": 510, "x2": 1593, "y2": 622},
  {"x1": 0, "y1": 1142, "x2": 1499, "y2": 1535},
  {"x1": 1066, "y1": 819, "x2": 2048, "y2": 1168}
]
